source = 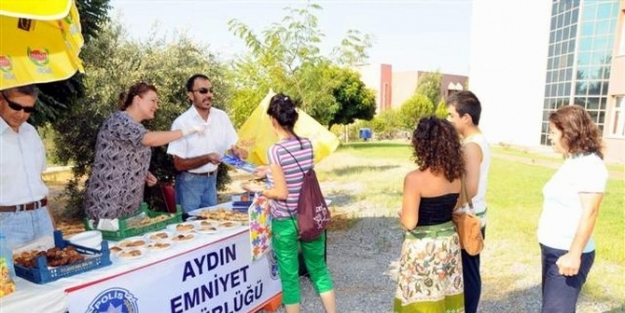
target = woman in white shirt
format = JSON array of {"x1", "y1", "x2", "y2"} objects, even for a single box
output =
[{"x1": 537, "y1": 105, "x2": 608, "y2": 313}]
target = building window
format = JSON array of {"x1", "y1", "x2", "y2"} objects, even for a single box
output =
[{"x1": 610, "y1": 96, "x2": 625, "y2": 137}]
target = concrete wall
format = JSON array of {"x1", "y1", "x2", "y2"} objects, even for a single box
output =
[
  {"x1": 469, "y1": 0, "x2": 552, "y2": 146},
  {"x1": 604, "y1": 0, "x2": 625, "y2": 164},
  {"x1": 391, "y1": 71, "x2": 419, "y2": 108},
  {"x1": 356, "y1": 64, "x2": 383, "y2": 112}
]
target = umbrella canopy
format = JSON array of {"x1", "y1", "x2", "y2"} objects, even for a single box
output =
[
  {"x1": 0, "y1": 0, "x2": 84, "y2": 90},
  {"x1": 0, "y1": 0, "x2": 73, "y2": 20},
  {"x1": 237, "y1": 91, "x2": 341, "y2": 165}
]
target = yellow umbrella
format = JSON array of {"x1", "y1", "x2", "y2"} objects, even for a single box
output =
[
  {"x1": 0, "y1": 0, "x2": 85, "y2": 90},
  {"x1": 237, "y1": 91, "x2": 341, "y2": 165}
]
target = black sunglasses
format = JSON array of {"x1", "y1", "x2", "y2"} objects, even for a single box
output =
[
  {"x1": 2, "y1": 93, "x2": 36, "y2": 113},
  {"x1": 192, "y1": 87, "x2": 213, "y2": 94}
]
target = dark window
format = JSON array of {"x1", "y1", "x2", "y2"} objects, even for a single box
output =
[
  {"x1": 587, "y1": 97, "x2": 600, "y2": 109},
  {"x1": 563, "y1": 82, "x2": 572, "y2": 96}
]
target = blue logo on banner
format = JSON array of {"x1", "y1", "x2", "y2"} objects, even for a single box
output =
[{"x1": 85, "y1": 287, "x2": 139, "y2": 313}]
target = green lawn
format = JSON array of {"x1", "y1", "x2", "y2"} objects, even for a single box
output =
[{"x1": 321, "y1": 141, "x2": 625, "y2": 303}]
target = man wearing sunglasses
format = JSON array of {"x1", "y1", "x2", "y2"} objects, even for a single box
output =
[
  {"x1": 0, "y1": 85, "x2": 55, "y2": 250},
  {"x1": 167, "y1": 74, "x2": 248, "y2": 214}
]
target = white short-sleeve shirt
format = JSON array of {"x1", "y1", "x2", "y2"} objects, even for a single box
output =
[
  {"x1": 0, "y1": 118, "x2": 48, "y2": 205},
  {"x1": 537, "y1": 153, "x2": 608, "y2": 252},
  {"x1": 167, "y1": 106, "x2": 238, "y2": 173}
]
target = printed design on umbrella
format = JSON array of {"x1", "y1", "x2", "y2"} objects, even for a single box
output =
[
  {"x1": 27, "y1": 47, "x2": 50, "y2": 66},
  {"x1": 249, "y1": 195, "x2": 272, "y2": 261},
  {"x1": 0, "y1": 56, "x2": 13, "y2": 73},
  {"x1": 63, "y1": 14, "x2": 80, "y2": 35}
]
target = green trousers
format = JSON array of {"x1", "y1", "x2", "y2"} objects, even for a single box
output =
[{"x1": 272, "y1": 218, "x2": 334, "y2": 304}]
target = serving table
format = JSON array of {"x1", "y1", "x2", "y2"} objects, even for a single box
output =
[{"x1": 0, "y1": 203, "x2": 282, "y2": 313}]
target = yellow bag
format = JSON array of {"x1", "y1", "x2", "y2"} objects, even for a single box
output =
[{"x1": 237, "y1": 91, "x2": 340, "y2": 165}]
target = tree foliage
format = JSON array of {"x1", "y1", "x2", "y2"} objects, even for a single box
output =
[
  {"x1": 399, "y1": 94, "x2": 434, "y2": 130},
  {"x1": 415, "y1": 71, "x2": 442, "y2": 106},
  {"x1": 53, "y1": 20, "x2": 231, "y2": 217},
  {"x1": 371, "y1": 109, "x2": 402, "y2": 139},
  {"x1": 227, "y1": 1, "x2": 373, "y2": 126},
  {"x1": 434, "y1": 98, "x2": 448, "y2": 119},
  {"x1": 325, "y1": 66, "x2": 376, "y2": 129}
]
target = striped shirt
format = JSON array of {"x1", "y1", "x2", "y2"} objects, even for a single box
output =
[{"x1": 267, "y1": 137, "x2": 314, "y2": 219}]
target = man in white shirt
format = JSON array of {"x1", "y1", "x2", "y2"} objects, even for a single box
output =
[
  {"x1": 0, "y1": 85, "x2": 55, "y2": 249},
  {"x1": 167, "y1": 74, "x2": 247, "y2": 213},
  {"x1": 447, "y1": 91, "x2": 491, "y2": 313}
]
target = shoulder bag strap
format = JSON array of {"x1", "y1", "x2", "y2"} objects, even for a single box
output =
[
  {"x1": 454, "y1": 174, "x2": 474, "y2": 213},
  {"x1": 275, "y1": 139, "x2": 312, "y2": 231}
]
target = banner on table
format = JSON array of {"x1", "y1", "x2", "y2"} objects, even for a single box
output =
[
  {"x1": 67, "y1": 231, "x2": 281, "y2": 313},
  {"x1": 248, "y1": 194, "x2": 272, "y2": 261}
]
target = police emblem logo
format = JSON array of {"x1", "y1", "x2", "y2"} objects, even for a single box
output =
[{"x1": 86, "y1": 287, "x2": 139, "y2": 313}]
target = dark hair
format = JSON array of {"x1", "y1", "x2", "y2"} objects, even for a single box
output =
[
  {"x1": 267, "y1": 93, "x2": 301, "y2": 145},
  {"x1": 3, "y1": 85, "x2": 38, "y2": 98},
  {"x1": 447, "y1": 90, "x2": 482, "y2": 125},
  {"x1": 412, "y1": 116, "x2": 465, "y2": 181},
  {"x1": 186, "y1": 74, "x2": 210, "y2": 92},
  {"x1": 549, "y1": 105, "x2": 604, "y2": 159},
  {"x1": 118, "y1": 82, "x2": 157, "y2": 111}
]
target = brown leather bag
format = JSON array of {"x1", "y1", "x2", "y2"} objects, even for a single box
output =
[{"x1": 452, "y1": 175, "x2": 484, "y2": 256}]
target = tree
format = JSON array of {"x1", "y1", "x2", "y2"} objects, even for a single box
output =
[
  {"x1": 52, "y1": 20, "x2": 231, "y2": 217},
  {"x1": 227, "y1": 1, "x2": 372, "y2": 125},
  {"x1": 415, "y1": 71, "x2": 442, "y2": 105},
  {"x1": 434, "y1": 98, "x2": 448, "y2": 118},
  {"x1": 324, "y1": 66, "x2": 376, "y2": 129},
  {"x1": 371, "y1": 109, "x2": 402, "y2": 139},
  {"x1": 399, "y1": 94, "x2": 434, "y2": 130}
]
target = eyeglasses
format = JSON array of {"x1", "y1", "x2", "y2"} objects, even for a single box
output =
[
  {"x1": 2, "y1": 93, "x2": 36, "y2": 113},
  {"x1": 192, "y1": 87, "x2": 213, "y2": 94}
]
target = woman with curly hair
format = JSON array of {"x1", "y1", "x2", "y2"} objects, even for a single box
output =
[
  {"x1": 538, "y1": 105, "x2": 608, "y2": 313},
  {"x1": 394, "y1": 116, "x2": 465, "y2": 313}
]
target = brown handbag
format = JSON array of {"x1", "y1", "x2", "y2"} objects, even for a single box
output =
[{"x1": 452, "y1": 175, "x2": 484, "y2": 256}]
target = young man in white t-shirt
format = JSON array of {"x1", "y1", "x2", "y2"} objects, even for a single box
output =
[{"x1": 446, "y1": 91, "x2": 490, "y2": 313}]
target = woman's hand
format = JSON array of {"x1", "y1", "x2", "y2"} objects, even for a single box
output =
[
  {"x1": 556, "y1": 252, "x2": 581, "y2": 276},
  {"x1": 229, "y1": 145, "x2": 248, "y2": 159},
  {"x1": 241, "y1": 182, "x2": 264, "y2": 193},
  {"x1": 145, "y1": 172, "x2": 158, "y2": 187}
]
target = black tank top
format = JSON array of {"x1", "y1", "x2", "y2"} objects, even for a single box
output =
[{"x1": 417, "y1": 193, "x2": 459, "y2": 226}]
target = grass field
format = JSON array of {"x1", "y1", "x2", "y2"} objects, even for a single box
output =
[{"x1": 317, "y1": 141, "x2": 625, "y2": 306}]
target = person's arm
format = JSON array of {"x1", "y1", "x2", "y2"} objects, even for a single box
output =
[
  {"x1": 172, "y1": 154, "x2": 221, "y2": 172},
  {"x1": 142, "y1": 125, "x2": 206, "y2": 147},
  {"x1": 261, "y1": 163, "x2": 288, "y2": 200},
  {"x1": 463, "y1": 142, "x2": 483, "y2": 198},
  {"x1": 142, "y1": 130, "x2": 184, "y2": 147},
  {"x1": 399, "y1": 172, "x2": 421, "y2": 230},
  {"x1": 556, "y1": 192, "x2": 604, "y2": 276}
]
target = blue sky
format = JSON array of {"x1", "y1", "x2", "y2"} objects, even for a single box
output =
[{"x1": 110, "y1": 0, "x2": 472, "y2": 75}]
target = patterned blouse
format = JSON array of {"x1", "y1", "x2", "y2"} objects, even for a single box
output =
[{"x1": 84, "y1": 111, "x2": 150, "y2": 220}]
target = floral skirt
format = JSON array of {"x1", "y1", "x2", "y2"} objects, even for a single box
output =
[{"x1": 394, "y1": 221, "x2": 464, "y2": 313}]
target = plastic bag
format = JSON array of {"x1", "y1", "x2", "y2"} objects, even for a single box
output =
[{"x1": 237, "y1": 91, "x2": 340, "y2": 165}]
